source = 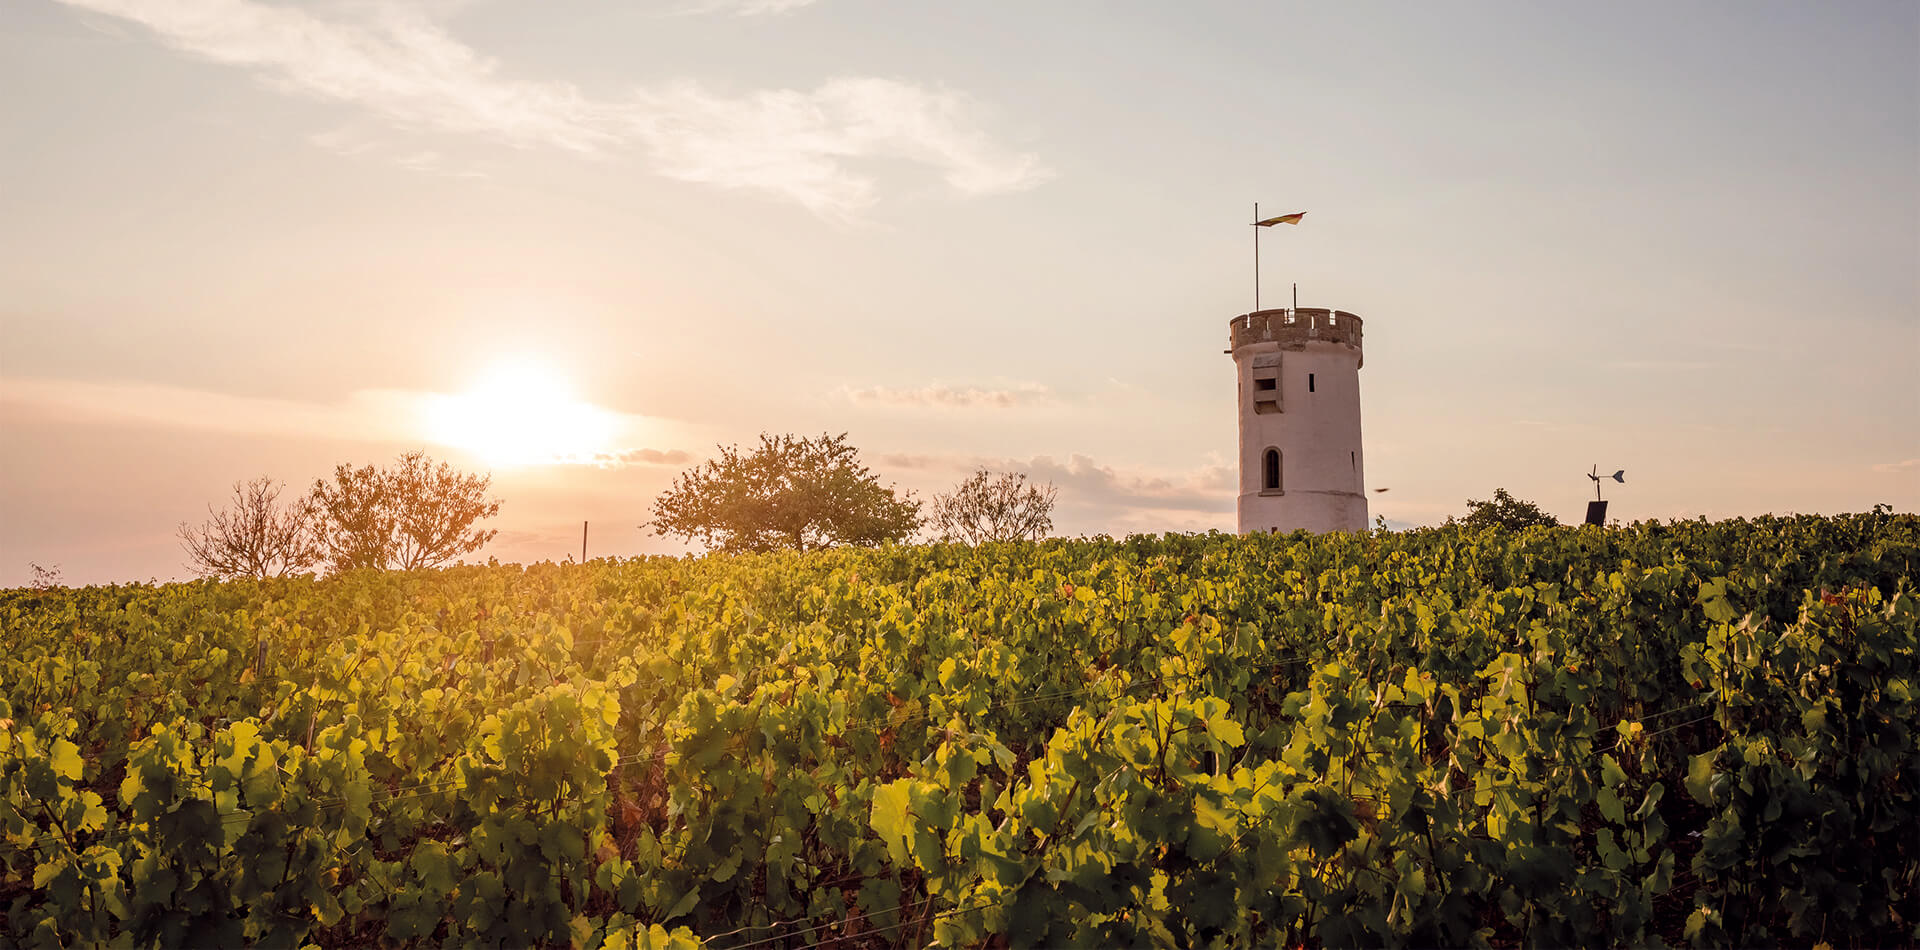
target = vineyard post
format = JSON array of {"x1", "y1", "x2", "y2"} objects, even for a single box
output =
[{"x1": 582, "y1": 521, "x2": 588, "y2": 563}]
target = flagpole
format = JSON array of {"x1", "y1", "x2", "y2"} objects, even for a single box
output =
[{"x1": 1252, "y1": 202, "x2": 1260, "y2": 312}]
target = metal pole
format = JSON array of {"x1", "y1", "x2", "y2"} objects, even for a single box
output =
[
  {"x1": 1252, "y1": 202, "x2": 1260, "y2": 312},
  {"x1": 582, "y1": 520, "x2": 588, "y2": 563},
  {"x1": 1293, "y1": 281, "x2": 1298, "y2": 311}
]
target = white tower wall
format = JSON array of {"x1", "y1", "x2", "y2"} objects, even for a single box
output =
[{"x1": 1229, "y1": 308, "x2": 1368, "y2": 534}]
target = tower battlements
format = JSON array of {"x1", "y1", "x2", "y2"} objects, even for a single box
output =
[
  {"x1": 1227, "y1": 304, "x2": 1368, "y2": 534},
  {"x1": 1228, "y1": 308, "x2": 1364, "y2": 365}
]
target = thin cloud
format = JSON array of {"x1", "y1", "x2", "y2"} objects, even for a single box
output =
[
  {"x1": 56, "y1": 0, "x2": 1046, "y2": 215},
  {"x1": 577, "y1": 448, "x2": 695, "y2": 468},
  {"x1": 62, "y1": 0, "x2": 613, "y2": 151},
  {"x1": 311, "y1": 125, "x2": 488, "y2": 178},
  {"x1": 882, "y1": 451, "x2": 1234, "y2": 517},
  {"x1": 674, "y1": 0, "x2": 821, "y2": 16},
  {"x1": 1872, "y1": 458, "x2": 1920, "y2": 474},
  {"x1": 395, "y1": 150, "x2": 443, "y2": 172},
  {"x1": 844, "y1": 382, "x2": 1053, "y2": 410},
  {"x1": 630, "y1": 78, "x2": 1047, "y2": 215},
  {"x1": 466, "y1": 448, "x2": 696, "y2": 468},
  {"x1": 308, "y1": 126, "x2": 378, "y2": 157},
  {"x1": 1603, "y1": 360, "x2": 1717, "y2": 371},
  {"x1": 878, "y1": 452, "x2": 941, "y2": 470},
  {"x1": 1024, "y1": 454, "x2": 1235, "y2": 515},
  {"x1": 1, "y1": 376, "x2": 424, "y2": 444},
  {"x1": 1703, "y1": 340, "x2": 1790, "y2": 354},
  {"x1": 1508, "y1": 418, "x2": 1596, "y2": 434},
  {"x1": 0, "y1": 377, "x2": 683, "y2": 468}
]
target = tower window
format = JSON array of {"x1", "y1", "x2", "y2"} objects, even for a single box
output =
[
  {"x1": 1351, "y1": 451, "x2": 1356, "y2": 470},
  {"x1": 1254, "y1": 377, "x2": 1276, "y2": 391},
  {"x1": 1262, "y1": 449, "x2": 1281, "y2": 491},
  {"x1": 1309, "y1": 373, "x2": 1316, "y2": 392}
]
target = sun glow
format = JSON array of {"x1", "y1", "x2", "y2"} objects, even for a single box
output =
[{"x1": 425, "y1": 363, "x2": 619, "y2": 466}]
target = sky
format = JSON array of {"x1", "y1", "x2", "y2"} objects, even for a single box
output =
[{"x1": 2, "y1": 0, "x2": 1916, "y2": 586}]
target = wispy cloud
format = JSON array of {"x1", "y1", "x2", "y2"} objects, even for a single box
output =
[
  {"x1": 674, "y1": 0, "x2": 821, "y2": 16},
  {"x1": 575, "y1": 448, "x2": 695, "y2": 468},
  {"x1": 1702, "y1": 339, "x2": 1790, "y2": 355},
  {"x1": 308, "y1": 126, "x2": 378, "y2": 158},
  {"x1": 309, "y1": 124, "x2": 487, "y2": 176},
  {"x1": 878, "y1": 453, "x2": 943, "y2": 470},
  {"x1": 1872, "y1": 458, "x2": 1920, "y2": 474},
  {"x1": 56, "y1": 0, "x2": 1046, "y2": 214},
  {"x1": 1, "y1": 376, "x2": 425, "y2": 443},
  {"x1": 880, "y1": 451, "x2": 1235, "y2": 518},
  {"x1": 62, "y1": 0, "x2": 614, "y2": 150},
  {"x1": 0, "y1": 376, "x2": 688, "y2": 468},
  {"x1": 630, "y1": 78, "x2": 1047, "y2": 214},
  {"x1": 1025, "y1": 454, "x2": 1235, "y2": 516},
  {"x1": 1603, "y1": 360, "x2": 1717, "y2": 371},
  {"x1": 1508, "y1": 418, "x2": 1596, "y2": 434},
  {"x1": 844, "y1": 382, "x2": 1053, "y2": 409}
]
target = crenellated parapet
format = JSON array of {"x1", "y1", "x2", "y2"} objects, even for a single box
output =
[
  {"x1": 1228, "y1": 308, "x2": 1363, "y2": 362},
  {"x1": 1228, "y1": 303, "x2": 1368, "y2": 534}
]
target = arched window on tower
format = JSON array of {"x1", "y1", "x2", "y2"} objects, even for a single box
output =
[{"x1": 1262, "y1": 448, "x2": 1281, "y2": 492}]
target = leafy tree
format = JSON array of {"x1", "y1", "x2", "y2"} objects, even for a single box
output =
[
  {"x1": 1457, "y1": 488, "x2": 1559, "y2": 529},
  {"x1": 308, "y1": 451, "x2": 502, "y2": 572},
  {"x1": 649, "y1": 433, "x2": 920, "y2": 552},
  {"x1": 308, "y1": 461, "x2": 390, "y2": 572},
  {"x1": 178, "y1": 476, "x2": 321, "y2": 579},
  {"x1": 929, "y1": 469, "x2": 1058, "y2": 544}
]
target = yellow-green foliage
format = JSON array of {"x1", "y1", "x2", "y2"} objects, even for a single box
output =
[{"x1": 3, "y1": 513, "x2": 1916, "y2": 947}]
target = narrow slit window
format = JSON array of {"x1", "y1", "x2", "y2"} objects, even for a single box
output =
[
  {"x1": 1351, "y1": 451, "x2": 1356, "y2": 470},
  {"x1": 1255, "y1": 377, "x2": 1276, "y2": 391},
  {"x1": 1309, "y1": 373, "x2": 1316, "y2": 393},
  {"x1": 1263, "y1": 449, "x2": 1281, "y2": 491}
]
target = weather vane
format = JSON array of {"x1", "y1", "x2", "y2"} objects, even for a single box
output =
[{"x1": 1585, "y1": 465, "x2": 1625, "y2": 526}]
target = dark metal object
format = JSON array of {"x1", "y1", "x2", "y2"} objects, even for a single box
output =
[
  {"x1": 1585, "y1": 501, "x2": 1609, "y2": 526},
  {"x1": 1588, "y1": 465, "x2": 1625, "y2": 501},
  {"x1": 1585, "y1": 466, "x2": 1625, "y2": 526}
]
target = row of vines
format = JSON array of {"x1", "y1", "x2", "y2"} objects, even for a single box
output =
[{"x1": 3, "y1": 512, "x2": 1916, "y2": 947}]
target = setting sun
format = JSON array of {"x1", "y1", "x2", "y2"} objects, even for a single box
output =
[{"x1": 424, "y1": 362, "x2": 618, "y2": 466}]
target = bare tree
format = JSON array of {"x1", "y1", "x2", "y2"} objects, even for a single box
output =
[
  {"x1": 27, "y1": 562, "x2": 64, "y2": 590},
  {"x1": 179, "y1": 477, "x2": 321, "y2": 579},
  {"x1": 928, "y1": 469, "x2": 1057, "y2": 544},
  {"x1": 387, "y1": 451, "x2": 502, "y2": 570},
  {"x1": 309, "y1": 451, "x2": 501, "y2": 572}
]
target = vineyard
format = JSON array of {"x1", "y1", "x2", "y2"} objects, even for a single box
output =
[{"x1": 3, "y1": 513, "x2": 1917, "y2": 948}]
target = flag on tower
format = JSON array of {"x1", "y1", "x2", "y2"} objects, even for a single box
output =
[{"x1": 1254, "y1": 212, "x2": 1305, "y2": 227}]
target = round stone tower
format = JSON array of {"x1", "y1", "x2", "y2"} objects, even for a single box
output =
[{"x1": 1228, "y1": 307, "x2": 1367, "y2": 533}]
